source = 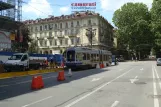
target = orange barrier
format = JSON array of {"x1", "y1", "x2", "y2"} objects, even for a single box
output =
[
  {"x1": 57, "y1": 71, "x2": 65, "y2": 81},
  {"x1": 31, "y1": 75, "x2": 44, "y2": 90}
]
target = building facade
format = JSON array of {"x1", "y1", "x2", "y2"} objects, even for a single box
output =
[{"x1": 24, "y1": 11, "x2": 114, "y2": 54}]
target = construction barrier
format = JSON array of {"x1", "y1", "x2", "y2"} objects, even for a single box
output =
[
  {"x1": 0, "y1": 68, "x2": 64, "y2": 79},
  {"x1": 57, "y1": 70, "x2": 65, "y2": 81},
  {"x1": 31, "y1": 75, "x2": 44, "y2": 90}
]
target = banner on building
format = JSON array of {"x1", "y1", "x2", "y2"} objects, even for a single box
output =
[
  {"x1": 0, "y1": 31, "x2": 11, "y2": 49},
  {"x1": 10, "y1": 33, "x2": 15, "y2": 40},
  {"x1": 71, "y1": 2, "x2": 96, "y2": 11}
]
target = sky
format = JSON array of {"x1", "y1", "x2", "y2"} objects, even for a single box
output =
[{"x1": 22, "y1": 0, "x2": 153, "y2": 26}]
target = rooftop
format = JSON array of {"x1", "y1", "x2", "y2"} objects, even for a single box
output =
[{"x1": 24, "y1": 11, "x2": 113, "y2": 28}]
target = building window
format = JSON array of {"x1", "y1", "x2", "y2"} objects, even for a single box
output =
[
  {"x1": 65, "y1": 30, "x2": 68, "y2": 35},
  {"x1": 88, "y1": 20, "x2": 91, "y2": 25},
  {"x1": 50, "y1": 50, "x2": 52, "y2": 54},
  {"x1": 55, "y1": 40, "x2": 57, "y2": 46},
  {"x1": 40, "y1": 40, "x2": 43, "y2": 46},
  {"x1": 60, "y1": 31, "x2": 62, "y2": 36},
  {"x1": 60, "y1": 39, "x2": 63, "y2": 45},
  {"x1": 71, "y1": 22, "x2": 73, "y2": 27},
  {"x1": 55, "y1": 31, "x2": 57, "y2": 36},
  {"x1": 40, "y1": 26, "x2": 43, "y2": 31},
  {"x1": 40, "y1": 50, "x2": 42, "y2": 54},
  {"x1": 77, "y1": 21, "x2": 79, "y2": 26},
  {"x1": 60, "y1": 23, "x2": 62, "y2": 29},
  {"x1": 76, "y1": 29, "x2": 79, "y2": 34},
  {"x1": 71, "y1": 29, "x2": 74, "y2": 34},
  {"x1": 44, "y1": 25, "x2": 47, "y2": 30},
  {"x1": 65, "y1": 22, "x2": 68, "y2": 28},
  {"x1": 49, "y1": 32, "x2": 52, "y2": 37},
  {"x1": 50, "y1": 40, "x2": 52, "y2": 46},
  {"x1": 65, "y1": 39, "x2": 68, "y2": 45},
  {"x1": 55, "y1": 24, "x2": 57, "y2": 29},
  {"x1": 76, "y1": 37, "x2": 80, "y2": 44},
  {"x1": 44, "y1": 41, "x2": 47, "y2": 46},
  {"x1": 71, "y1": 38, "x2": 74, "y2": 44},
  {"x1": 35, "y1": 26, "x2": 38, "y2": 32}
]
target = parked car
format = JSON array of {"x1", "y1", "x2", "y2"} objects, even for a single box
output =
[{"x1": 157, "y1": 58, "x2": 161, "y2": 66}]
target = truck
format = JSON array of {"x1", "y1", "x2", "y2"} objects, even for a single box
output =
[{"x1": 3, "y1": 53, "x2": 49, "y2": 72}]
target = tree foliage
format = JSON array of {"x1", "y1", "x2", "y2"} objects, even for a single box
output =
[
  {"x1": 113, "y1": 3, "x2": 154, "y2": 53},
  {"x1": 151, "y1": 0, "x2": 161, "y2": 56},
  {"x1": 12, "y1": 25, "x2": 32, "y2": 52}
]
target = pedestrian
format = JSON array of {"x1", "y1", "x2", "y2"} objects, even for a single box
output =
[{"x1": 136, "y1": 57, "x2": 137, "y2": 61}]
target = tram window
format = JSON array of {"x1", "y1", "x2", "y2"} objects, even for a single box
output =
[
  {"x1": 83, "y1": 53, "x2": 86, "y2": 60},
  {"x1": 91, "y1": 54, "x2": 93, "y2": 61},
  {"x1": 87, "y1": 53, "x2": 90, "y2": 60},
  {"x1": 67, "y1": 51, "x2": 75, "y2": 61},
  {"x1": 77, "y1": 53, "x2": 83, "y2": 61}
]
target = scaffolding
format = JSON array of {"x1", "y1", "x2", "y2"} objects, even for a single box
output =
[{"x1": 0, "y1": 0, "x2": 22, "y2": 31}]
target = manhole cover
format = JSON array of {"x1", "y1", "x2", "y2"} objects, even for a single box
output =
[{"x1": 135, "y1": 82, "x2": 147, "y2": 84}]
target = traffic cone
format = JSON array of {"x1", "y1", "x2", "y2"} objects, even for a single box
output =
[
  {"x1": 68, "y1": 68, "x2": 72, "y2": 77},
  {"x1": 57, "y1": 71, "x2": 65, "y2": 81},
  {"x1": 38, "y1": 76, "x2": 44, "y2": 88},
  {"x1": 31, "y1": 76, "x2": 39, "y2": 90},
  {"x1": 99, "y1": 63, "x2": 102, "y2": 68},
  {"x1": 61, "y1": 61, "x2": 64, "y2": 68},
  {"x1": 102, "y1": 63, "x2": 104, "y2": 68}
]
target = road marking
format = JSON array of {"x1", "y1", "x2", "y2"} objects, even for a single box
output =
[
  {"x1": 91, "y1": 78, "x2": 101, "y2": 82},
  {"x1": 64, "y1": 68, "x2": 133, "y2": 107},
  {"x1": 111, "y1": 101, "x2": 119, "y2": 107},
  {"x1": 130, "y1": 76, "x2": 138, "y2": 83},
  {"x1": 0, "y1": 91, "x2": 6, "y2": 94},
  {"x1": 152, "y1": 66, "x2": 159, "y2": 107},
  {"x1": 140, "y1": 68, "x2": 144, "y2": 71},
  {"x1": 0, "y1": 75, "x2": 57, "y2": 88},
  {"x1": 22, "y1": 96, "x2": 52, "y2": 107},
  {"x1": 0, "y1": 85, "x2": 9, "y2": 87},
  {"x1": 153, "y1": 66, "x2": 161, "y2": 89}
]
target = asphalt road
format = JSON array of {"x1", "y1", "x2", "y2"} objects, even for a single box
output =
[{"x1": 0, "y1": 61, "x2": 160, "y2": 107}]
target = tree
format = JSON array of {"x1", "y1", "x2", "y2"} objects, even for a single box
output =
[
  {"x1": 112, "y1": 2, "x2": 154, "y2": 58},
  {"x1": 28, "y1": 40, "x2": 38, "y2": 53},
  {"x1": 150, "y1": 0, "x2": 161, "y2": 57},
  {"x1": 12, "y1": 25, "x2": 32, "y2": 52}
]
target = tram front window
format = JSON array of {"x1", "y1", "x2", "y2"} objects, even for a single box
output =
[{"x1": 67, "y1": 51, "x2": 75, "y2": 61}]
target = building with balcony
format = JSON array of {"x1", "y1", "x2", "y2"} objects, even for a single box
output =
[{"x1": 24, "y1": 11, "x2": 114, "y2": 54}]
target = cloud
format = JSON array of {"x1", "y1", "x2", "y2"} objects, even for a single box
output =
[
  {"x1": 100, "y1": 0, "x2": 153, "y2": 11},
  {"x1": 59, "y1": 6, "x2": 70, "y2": 14},
  {"x1": 22, "y1": 0, "x2": 53, "y2": 18}
]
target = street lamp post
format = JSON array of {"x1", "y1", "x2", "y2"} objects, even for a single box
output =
[{"x1": 86, "y1": 26, "x2": 96, "y2": 48}]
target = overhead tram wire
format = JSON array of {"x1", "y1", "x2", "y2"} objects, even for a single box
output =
[{"x1": 22, "y1": 1, "x2": 51, "y2": 16}]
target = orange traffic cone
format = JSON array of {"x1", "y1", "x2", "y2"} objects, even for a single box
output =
[
  {"x1": 31, "y1": 76, "x2": 39, "y2": 90},
  {"x1": 102, "y1": 63, "x2": 104, "y2": 68},
  {"x1": 57, "y1": 71, "x2": 65, "y2": 81},
  {"x1": 31, "y1": 75, "x2": 44, "y2": 90},
  {"x1": 38, "y1": 76, "x2": 44, "y2": 88},
  {"x1": 61, "y1": 61, "x2": 64, "y2": 68}
]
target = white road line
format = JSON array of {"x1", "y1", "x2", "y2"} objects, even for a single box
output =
[
  {"x1": 22, "y1": 96, "x2": 52, "y2": 107},
  {"x1": 64, "y1": 68, "x2": 134, "y2": 107},
  {"x1": 111, "y1": 101, "x2": 119, "y2": 107},
  {"x1": 0, "y1": 75, "x2": 57, "y2": 88},
  {"x1": 152, "y1": 66, "x2": 159, "y2": 107},
  {"x1": 0, "y1": 91, "x2": 6, "y2": 94},
  {"x1": 153, "y1": 66, "x2": 161, "y2": 89}
]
